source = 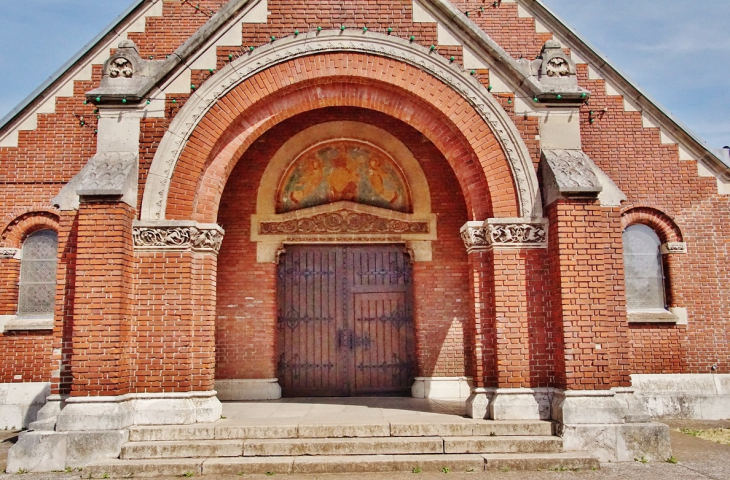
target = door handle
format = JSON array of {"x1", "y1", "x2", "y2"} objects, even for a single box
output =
[{"x1": 337, "y1": 329, "x2": 347, "y2": 350}]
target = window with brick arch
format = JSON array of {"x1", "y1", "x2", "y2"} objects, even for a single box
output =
[
  {"x1": 623, "y1": 224, "x2": 666, "y2": 310},
  {"x1": 18, "y1": 230, "x2": 58, "y2": 318}
]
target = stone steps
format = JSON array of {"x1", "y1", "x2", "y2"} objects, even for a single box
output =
[
  {"x1": 86, "y1": 453, "x2": 599, "y2": 478},
  {"x1": 120, "y1": 435, "x2": 561, "y2": 459},
  {"x1": 127, "y1": 419, "x2": 554, "y2": 441},
  {"x1": 87, "y1": 419, "x2": 598, "y2": 476}
]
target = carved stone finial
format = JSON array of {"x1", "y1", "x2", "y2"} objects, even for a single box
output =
[
  {"x1": 87, "y1": 39, "x2": 162, "y2": 104},
  {"x1": 527, "y1": 39, "x2": 583, "y2": 95},
  {"x1": 118, "y1": 39, "x2": 138, "y2": 50}
]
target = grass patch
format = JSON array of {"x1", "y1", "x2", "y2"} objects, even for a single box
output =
[{"x1": 679, "y1": 428, "x2": 730, "y2": 445}]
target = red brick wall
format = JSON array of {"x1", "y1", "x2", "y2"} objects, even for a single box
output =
[
  {"x1": 216, "y1": 107, "x2": 472, "y2": 380},
  {"x1": 545, "y1": 199, "x2": 631, "y2": 390},
  {"x1": 0, "y1": 331, "x2": 54, "y2": 384},
  {"x1": 0, "y1": 0, "x2": 728, "y2": 393},
  {"x1": 68, "y1": 202, "x2": 134, "y2": 396},
  {"x1": 132, "y1": 251, "x2": 217, "y2": 392}
]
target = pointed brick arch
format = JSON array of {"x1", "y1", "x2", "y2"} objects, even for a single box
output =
[{"x1": 141, "y1": 32, "x2": 541, "y2": 222}]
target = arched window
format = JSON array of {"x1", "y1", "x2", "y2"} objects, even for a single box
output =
[
  {"x1": 17, "y1": 230, "x2": 58, "y2": 317},
  {"x1": 623, "y1": 224, "x2": 665, "y2": 310}
]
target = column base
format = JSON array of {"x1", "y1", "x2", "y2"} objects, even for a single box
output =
[
  {"x1": 465, "y1": 387, "x2": 553, "y2": 420},
  {"x1": 9, "y1": 391, "x2": 222, "y2": 472},
  {"x1": 411, "y1": 377, "x2": 472, "y2": 399},
  {"x1": 0, "y1": 382, "x2": 51, "y2": 429},
  {"x1": 215, "y1": 379, "x2": 282, "y2": 400},
  {"x1": 466, "y1": 387, "x2": 672, "y2": 462},
  {"x1": 553, "y1": 389, "x2": 672, "y2": 463}
]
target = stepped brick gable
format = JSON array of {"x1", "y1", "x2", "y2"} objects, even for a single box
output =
[{"x1": 0, "y1": 0, "x2": 728, "y2": 472}]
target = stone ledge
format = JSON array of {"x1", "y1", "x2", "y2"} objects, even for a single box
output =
[
  {"x1": 627, "y1": 309, "x2": 679, "y2": 323},
  {"x1": 3, "y1": 316, "x2": 54, "y2": 332}
]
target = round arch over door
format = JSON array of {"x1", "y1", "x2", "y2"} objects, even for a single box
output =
[{"x1": 140, "y1": 31, "x2": 542, "y2": 223}]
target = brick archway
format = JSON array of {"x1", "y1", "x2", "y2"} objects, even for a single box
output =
[{"x1": 141, "y1": 32, "x2": 542, "y2": 222}]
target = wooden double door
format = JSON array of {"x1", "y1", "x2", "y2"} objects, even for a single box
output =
[{"x1": 276, "y1": 244, "x2": 415, "y2": 396}]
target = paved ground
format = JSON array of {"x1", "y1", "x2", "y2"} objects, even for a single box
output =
[{"x1": 1, "y1": 414, "x2": 728, "y2": 479}]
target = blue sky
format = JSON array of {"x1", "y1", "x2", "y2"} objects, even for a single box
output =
[{"x1": 0, "y1": 0, "x2": 728, "y2": 148}]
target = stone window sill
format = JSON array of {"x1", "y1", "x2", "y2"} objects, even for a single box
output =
[
  {"x1": 0, "y1": 315, "x2": 54, "y2": 332},
  {"x1": 627, "y1": 309, "x2": 679, "y2": 324}
]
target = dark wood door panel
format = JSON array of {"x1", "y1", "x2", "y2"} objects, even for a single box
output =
[
  {"x1": 277, "y1": 244, "x2": 414, "y2": 397},
  {"x1": 277, "y1": 245, "x2": 346, "y2": 396}
]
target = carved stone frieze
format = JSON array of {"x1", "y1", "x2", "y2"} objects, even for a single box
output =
[
  {"x1": 0, "y1": 248, "x2": 20, "y2": 260},
  {"x1": 460, "y1": 221, "x2": 489, "y2": 252},
  {"x1": 260, "y1": 210, "x2": 429, "y2": 235},
  {"x1": 133, "y1": 223, "x2": 224, "y2": 253},
  {"x1": 461, "y1": 219, "x2": 548, "y2": 252},
  {"x1": 489, "y1": 223, "x2": 547, "y2": 245}
]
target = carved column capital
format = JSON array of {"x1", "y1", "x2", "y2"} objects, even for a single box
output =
[
  {"x1": 461, "y1": 219, "x2": 548, "y2": 253},
  {"x1": 132, "y1": 221, "x2": 225, "y2": 254}
]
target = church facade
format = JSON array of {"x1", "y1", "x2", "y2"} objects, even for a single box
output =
[{"x1": 0, "y1": 0, "x2": 728, "y2": 470}]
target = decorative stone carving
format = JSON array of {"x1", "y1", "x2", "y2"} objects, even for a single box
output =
[
  {"x1": 142, "y1": 31, "x2": 541, "y2": 221},
  {"x1": 87, "y1": 40, "x2": 163, "y2": 103},
  {"x1": 489, "y1": 223, "x2": 546, "y2": 245},
  {"x1": 540, "y1": 149, "x2": 602, "y2": 209},
  {"x1": 460, "y1": 221, "x2": 489, "y2": 252},
  {"x1": 109, "y1": 57, "x2": 134, "y2": 78},
  {"x1": 545, "y1": 57, "x2": 570, "y2": 78},
  {"x1": 260, "y1": 210, "x2": 429, "y2": 235},
  {"x1": 133, "y1": 223, "x2": 224, "y2": 253},
  {"x1": 77, "y1": 152, "x2": 138, "y2": 197},
  {"x1": 461, "y1": 219, "x2": 548, "y2": 252},
  {"x1": 661, "y1": 242, "x2": 687, "y2": 254},
  {"x1": 523, "y1": 39, "x2": 588, "y2": 98},
  {"x1": 0, "y1": 248, "x2": 20, "y2": 259}
]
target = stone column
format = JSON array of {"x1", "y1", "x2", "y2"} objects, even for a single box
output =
[
  {"x1": 461, "y1": 219, "x2": 549, "y2": 420},
  {"x1": 130, "y1": 221, "x2": 224, "y2": 424}
]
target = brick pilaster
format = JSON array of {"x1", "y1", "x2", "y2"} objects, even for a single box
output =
[{"x1": 68, "y1": 202, "x2": 134, "y2": 396}]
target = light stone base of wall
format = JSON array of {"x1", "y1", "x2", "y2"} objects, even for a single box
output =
[
  {"x1": 466, "y1": 386, "x2": 671, "y2": 462},
  {"x1": 215, "y1": 379, "x2": 282, "y2": 401},
  {"x1": 411, "y1": 377, "x2": 471, "y2": 399},
  {"x1": 0, "y1": 382, "x2": 50, "y2": 429},
  {"x1": 8, "y1": 391, "x2": 221, "y2": 472},
  {"x1": 466, "y1": 387, "x2": 553, "y2": 420},
  {"x1": 631, "y1": 374, "x2": 730, "y2": 420}
]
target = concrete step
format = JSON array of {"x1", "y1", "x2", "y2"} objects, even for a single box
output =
[
  {"x1": 121, "y1": 440, "x2": 243, "y2": 459},
  {"x1": 243, "y1": 437, "x2": 444, "y2": 456},
  {"x1": 389, "y1": 420, "x2": 553, "y2": 437},
  {"x1": 444, "y1": 436, "x2": 562, "y2": 454},
  {"x1": 85, "y1": 452, "x2": 599, "y2": 477},
  {"x1": 484, "y1": 452, "x2": 600, "y2": 471},
  {"x1": 127, "y1": 419, "x2": 554, "y2": 441}
]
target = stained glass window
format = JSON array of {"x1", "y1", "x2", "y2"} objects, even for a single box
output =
[
  {"x1": 623, "y1": 224, "x2": 666, "y2": 310},
  {"x1": 18, "y1": 230, "x2": 58, "y2": 317}
]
